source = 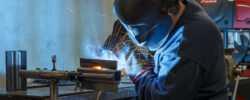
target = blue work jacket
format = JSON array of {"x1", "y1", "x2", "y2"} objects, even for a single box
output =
[{"x1": 134, "y1": 0, "x2": 228, "y2": 100}]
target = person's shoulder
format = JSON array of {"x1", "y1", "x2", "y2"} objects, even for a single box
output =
[
  {"x1": 178, "y1": 12, "x2": 223, "y2": 71},
  {"x1": 186, "y1": 13, "x2": 219, "y2": 35},
  {"x1": 182, "y1": 10, "x2": 222, "y2": 45},
  {"x1": 183, "y1": 0, "x2": 221, "y2": 38},
  {"x1": 177, "y1": 0, "x2": 224, "y2": 71}
]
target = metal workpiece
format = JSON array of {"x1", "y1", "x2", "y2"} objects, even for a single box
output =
[
  {"x1": 80, "y1": 58, "x2": 117, "y2": 70},
  {"x1": 81, "y1": 80, "x2": 119, "y2": 91},
  {"x1": 114, "y1": 70, "x2": 121, "y2": 81},
  {"x1": 19, "y1": 70, "x2": 121, "y2": 81},
  {"x1": 77, "y1": 68, "x2": 115, "y2": 74},
  {"x1": 80, "y1": 73, "x2": 114, "y2": 80},
  {"x1": 77, "y1": 68, "x2": 121, "y2": 81},
  {"x1": 18, "y1": 70, "x2": 121, "y2": 100},
  {"x1": 5, "y1": 51, "x2": 27, "y2": 91},
  {"x1": 15, "y1": 58, "x2": 122, "y2": 100}
]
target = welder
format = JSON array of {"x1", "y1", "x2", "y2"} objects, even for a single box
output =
[{"x1": 113, "y1": 0, "x2": 228, "y2": 99}]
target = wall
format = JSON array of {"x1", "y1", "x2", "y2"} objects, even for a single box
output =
[{"x1": 0, "y1": 0, "x2": 116, "y2": 88}]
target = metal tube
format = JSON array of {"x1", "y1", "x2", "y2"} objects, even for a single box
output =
[
  {"x1": 5, "y1": 51, "x2": 16, "y2": 91},
  {"x1": 6, "y1": 51, "x2": 27, "y2": 91},
  {"x1": 19, "y1": 70, "x2": 70, "y2": 80},
  {"x1": 232, "y1": 75, "x2": 240, "y2": 100},
  {"x1": 17, "y1": 50, "x2": 27, "y2": 90},
  {"x1": 19, "y1": 70, "x2": 117, "y2": 81},
  {"x1": 50, "y1": 80, "x2": 58, "y2": 100}
]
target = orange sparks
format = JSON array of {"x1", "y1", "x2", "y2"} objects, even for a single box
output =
[{"x1": 91, "y1": 66, "x2": 103, "y2": 70}]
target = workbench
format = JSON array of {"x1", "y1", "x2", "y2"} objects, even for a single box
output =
[{"x1": 0, "y1": 81, "x2": 137, "y2": 100}]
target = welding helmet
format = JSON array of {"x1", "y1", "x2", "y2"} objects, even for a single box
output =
[{"x1": 113, "y1": 0, "x2": 180, "y2": 51}]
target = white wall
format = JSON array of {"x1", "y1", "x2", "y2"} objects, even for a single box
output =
[{"x1": 0, "y1": 0, "x2": 116, "y2": 88}]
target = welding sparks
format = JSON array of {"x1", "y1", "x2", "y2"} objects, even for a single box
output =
[
  {"x1": 91, "y1": 66, "x2": 103, "y2": 70},
  {"x1": 83, "y1": 44, "x2": 131, "y2": 70}
]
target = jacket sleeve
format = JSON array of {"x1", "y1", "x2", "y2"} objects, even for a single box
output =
[
  {"x1": 102, "y1": 20, "x2": 155, "y2": 67},
  {"x1": 134, "y1": 57, "x2": 204, "y2": 100}
]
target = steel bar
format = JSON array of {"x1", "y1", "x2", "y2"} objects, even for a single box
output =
[{"x1": 19, "y1": 70, "x2": 120, "y2": 81}]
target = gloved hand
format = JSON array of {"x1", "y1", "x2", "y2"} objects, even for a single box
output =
[{"x1": 124, "y1": 52, "x2": 153, "y2": 83}]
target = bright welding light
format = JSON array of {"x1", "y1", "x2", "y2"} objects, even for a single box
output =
[{"x1": 91, "y1": 66, "x2": 103, "y2": 70}]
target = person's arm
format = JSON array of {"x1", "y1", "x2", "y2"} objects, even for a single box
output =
[
  {"x1": 134, "y1": 57, "x2": 204, "y2": 100},
  {"x1": 102, "y1": 20, "x2": 155, "y2": 67}
]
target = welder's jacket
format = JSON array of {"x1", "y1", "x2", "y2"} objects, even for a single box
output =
[{"x1": 134, "y1": 0, "x2": 228, "y2": 100}]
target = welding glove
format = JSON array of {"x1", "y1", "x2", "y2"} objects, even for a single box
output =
[{"x1": 125, "y1": 53, "x2": 153, "y2": 83}]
